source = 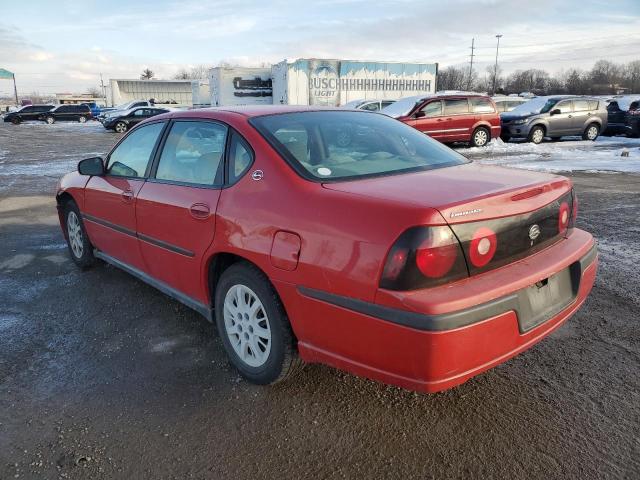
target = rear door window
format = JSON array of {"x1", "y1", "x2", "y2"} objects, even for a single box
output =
[
  {"x1": 470, "y1": 98, "x2": 495, "y2": 113},
  {"x1": 107, "y1": 122, "x2": 165, "y2": 178},
  {"x1": 443, "y1": 99, "x2": 469, "y2": 115},
  {"x1": 155, "y1": 121, "x2": 227, "y2": 186},
  {"x1": 227, "y1": 132, "x2": 254, "y2": 183},
  {"x1": 588, "y1": 100, "x2": 599, "y2": 110}
]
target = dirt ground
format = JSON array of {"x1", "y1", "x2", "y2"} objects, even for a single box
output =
[{"x1": 0, "y1": 120, "x2": 639, "y2": 479}]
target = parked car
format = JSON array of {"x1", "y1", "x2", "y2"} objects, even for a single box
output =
[
  {"x1": 604, "y1": 97, "x2": 640, "y2": 136},
  {"x1": 492, "y1": 96, "x2": 528, "y2": 113},
  {"x1": 56, "y1": 107, "x2": 597, "y2": 393},
  {"x1": 626, "y1": 100, "x2": 640, "y2": 137},
  {"x1": 81, "y1": 102, "x2": 101, "y2": 118},
  {"x1": 101, "y1": 106, "x2": 170, "y2": 133},
  {"x1": 40, "y1": 104, "x2": 92, "y2": 124},
  {"x1": 341, "y1": 99, "x2": 396, "y2": 111},
  {"x1": 500, "y1": 96, "x2": 607, "y2": 143},
  {"x1": 99, "y1": 100, "x2": 152, "y2": 119},
  {"x1": 3, "y1": 104, "x2": 54, "y2": 124},
  {"x1": 382, "y1": 93, "x2": 501, "y2": 147}
]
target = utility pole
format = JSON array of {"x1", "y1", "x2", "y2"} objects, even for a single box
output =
[
  {"x1": 492, "y1": 34, "x2": 503, "y2": 95},
  {"x1": 12, "y1": 73, "x2": 19, "y2": 105},
  {"x1": 468, "y1": 38, "x2": 475, "y2": 91},
  {"x1": 100, "y1": 73, "x2": 107, "y2": 107}
]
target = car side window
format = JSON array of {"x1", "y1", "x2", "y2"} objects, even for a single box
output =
[
  {"x1": 443, "y1": 99, "x2": 469, "y2": 115},
  {"x1": 470, "y1": 98, "x2": 495, "y2": 113},
  {"x1": 228, "y1": 132, "x2": 254, "y2": 182},
  {"x1": 155, "y1": 121, "x2": 227, "y2": 186},
  {"x1": 133, "y1": 109, "x2": 145, "y2": 116},
  {"x1": 556, "y1": 101, "x2": 573, "y2": 114},
  {"x1": 588, "y1": 100, "x2": 599, "y2": 110},
  {"x1": 420, "y1": 101, "x2": 442, "y2": 117},
  {"x1": 107, "y1": 122, "x2": 165, "y2": 178},
  {"x1": 573, "y1": 100, "x2": 590, "y2": 112}
]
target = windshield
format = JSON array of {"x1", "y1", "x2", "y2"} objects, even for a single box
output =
[
  {"x1": 507, "y1": 97, "x2": 554, "y2": 116},
  {"x1": 380, "y1": 95, "x2": 428, "y2": 118},
  {"x1": 250, "y1": 111, "x2": 468, "y2": 181}
]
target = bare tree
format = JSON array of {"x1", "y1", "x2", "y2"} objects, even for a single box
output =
[
  {"x1": 86, "y1": 87, "x2": 101, "y2": 97},
  {"x1": 140, "y1": 68, "x2": 155, "y2": 80},
  {"x1": 437, "y1": 66, "x2": 469, "y2": 91}
]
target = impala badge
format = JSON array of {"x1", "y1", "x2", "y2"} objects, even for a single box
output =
[
  {"x1": 450, "y1": 208, "x2": 482, "y2": 218},
  {"x1": 529, "y1": 224, "x2": 541, "y2": 241},
  {"x1": 252, "y1": 170, "x2": 264, "y2": 181}
]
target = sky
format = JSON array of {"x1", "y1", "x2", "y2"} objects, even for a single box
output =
[{"x1": 1, "y1": 0, "x2": 639, "y2": 95}]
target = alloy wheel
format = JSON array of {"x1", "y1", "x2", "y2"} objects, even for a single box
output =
[
  {"x1": 223, "y1": 284, "x2": 271, "y2": 368},
  {"x1": 474, "y1": 129, "x2": 488, "y2": 146},
  {"x1": 67, "y1": 211, "x2": 84, "y2": 258},
  {"x1": 587, "y1": 126, "x2": 598, "y2": 140},
  {"x1": 115, "y1": 122, "x2": 127, "y2": 133},
  {"x1": 532, "y1": 128, "x2": 544, "y2": 143}
]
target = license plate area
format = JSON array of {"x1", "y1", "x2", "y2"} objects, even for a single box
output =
[{"x1": 516, "y1": 262, "x2": 581, "y2": 333}]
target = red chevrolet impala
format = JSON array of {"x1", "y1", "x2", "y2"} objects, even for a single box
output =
[{"x1": 56, "y1": 106, "x2": 597, "y2": 393}]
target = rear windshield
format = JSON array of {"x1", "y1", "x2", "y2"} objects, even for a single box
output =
[{"x1": 250, "y1": 111, "x2": 468, "y2": 181}]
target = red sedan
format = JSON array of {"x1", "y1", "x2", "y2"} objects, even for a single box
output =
[{"x1": 56, "y1": 106, "x2": 597, "y2": 393}]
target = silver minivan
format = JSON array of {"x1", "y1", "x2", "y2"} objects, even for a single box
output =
[{"x1": 500, "y1": 96, "x2": 608, "y2": 143}]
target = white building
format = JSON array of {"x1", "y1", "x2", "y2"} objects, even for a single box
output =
[{"x1": 109, "y1": 79, "x2": 199, "y2": 107}]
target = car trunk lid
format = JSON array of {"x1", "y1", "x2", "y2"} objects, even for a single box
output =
[{"x1": 323, "y1": 162, "x2": 574, "y2": 276}]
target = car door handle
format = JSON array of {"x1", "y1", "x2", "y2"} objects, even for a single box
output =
[
  {"x1": 189, "y1": 203, "x2": 210, "y2": 219},
  {"x1": 121, "y1": 189, "x2": 134, "y2": 202},
  {"x1": 568, "y1": 115, "x2": 573, "y2": 118}
]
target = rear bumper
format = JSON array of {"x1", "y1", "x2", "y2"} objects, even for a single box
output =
[{"x1": 284, "y1": 229, "x2": 597, "y2": 393}]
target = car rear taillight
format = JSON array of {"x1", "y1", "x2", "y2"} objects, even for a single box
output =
[{"x1": 380, "y1": 226, "x2": 468, "y2": 290}]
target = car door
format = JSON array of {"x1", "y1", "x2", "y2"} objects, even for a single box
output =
[
  {"x1": 571, "y1": 99, "x2": 592, "y2": 132},
  {"x1": 413, "y1": 100, "x2": 446, "y2": 140},
  {"x1": 129, "y1": 108, "x2": 148, "y2": 126},
  {"x1": 548, "y1": 100, "x2": 574, "y2": 135},
  {"x1": 135, "y1": 120, "x2": 228, "y2": 303},
  {"x1": 441, "y1": 98, "x2": 472, "y2": 141},
  {"x1": 82, "y1": 121, "x2": 166, "y2": 270}
]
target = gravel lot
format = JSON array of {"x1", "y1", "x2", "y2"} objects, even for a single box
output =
[{"x1": 1, "y1": 120, "x2": 639, "y2": 479}]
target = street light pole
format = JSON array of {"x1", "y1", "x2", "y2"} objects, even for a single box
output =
[
  {"x1": 493, "y1": 34, "x2": 503, "y2": 95},
  {"x1": 12, "y1": 73, "x2": 19, "y2": 105}
]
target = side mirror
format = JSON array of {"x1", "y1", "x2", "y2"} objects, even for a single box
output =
[
  {"x1": 414, "y1": 111, "x2": 426, "y2": 118},
  {"x1": 78, "y1": 157, "x2": 105, "y2": 176},
  {"x1": 550, "y1": 108, "x2": 561, "y2": 116}
]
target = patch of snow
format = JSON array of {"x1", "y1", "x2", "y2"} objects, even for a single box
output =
[{"x1": 460, "y1": 137, "x2": 640, "y2": 174}]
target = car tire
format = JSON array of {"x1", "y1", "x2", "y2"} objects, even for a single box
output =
[
  {"x1": 582, "y1": 123, "x2": 599, "y2": 141},
  {"x1": 64, "y1": 201, "x2": 95, "y2": 269},
  {"x1": 214, "y1": 262, "x2": 302, "y2": 385},
  {"x1": 528, "y1": 125, "x2": 545, "y2": 144},
  {"x1": 45, "y1": 116, "x2": 55, "y2": 125},
  {"x1": 114, "y1": 121, "x2": 128, "y2": 133},
  {"x1": 500, "y1": 133, "x2": 511, "y2": 143},
  {"x1": 78, "y1": 116, "x2": 87, "y2": 123},
  {"x1": 11, "y1": 117, "x2": 21, "y2": 125},
  {"x1": 471, "y1": 127, "x2": 490, "y2": 147}
]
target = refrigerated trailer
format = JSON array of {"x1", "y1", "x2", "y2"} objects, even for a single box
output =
[
  {"x1": 209, "y1": 67, "x2": 272, "y2": 106},
  {"x1": 271, "y1": 59, "x2": 438, "y2": 106}
]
